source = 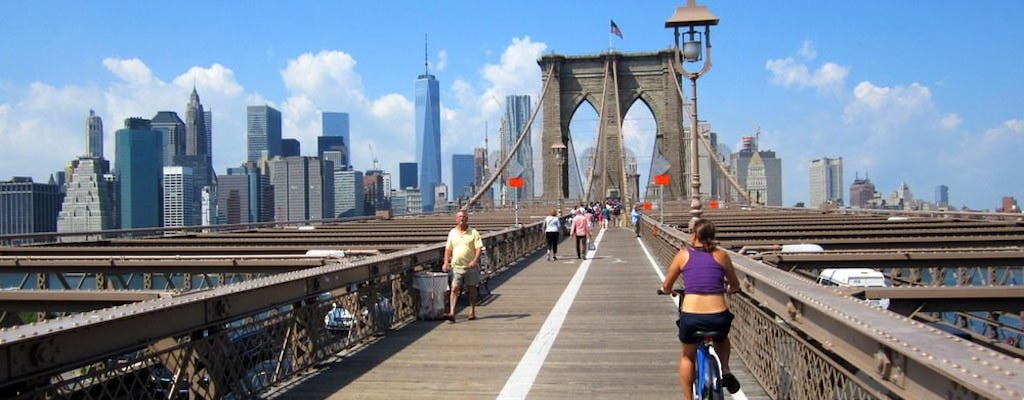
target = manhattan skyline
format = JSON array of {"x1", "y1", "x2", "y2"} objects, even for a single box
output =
[{"x1": 1, "y1": 1, "x2": 1022, "y2": 210}]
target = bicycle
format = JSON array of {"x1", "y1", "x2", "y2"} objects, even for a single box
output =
[{"x1": 658, "y1": 288, "x2": 726, "y2": 400}]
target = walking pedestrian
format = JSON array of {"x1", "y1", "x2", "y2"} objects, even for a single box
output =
[
  {"x1": 442, "y1": 211, "x2": 483, "y2": 322},
  {"x1": 544, "y1": 209, "x2": 562, "y2": 261},
  {"x1": 569, "y1": 209, "x2": 592, "y2": 259}
]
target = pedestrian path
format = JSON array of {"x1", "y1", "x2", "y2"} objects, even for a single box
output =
[{"x1": 273, "y1": 226, "x2": 767, "y2": 399}]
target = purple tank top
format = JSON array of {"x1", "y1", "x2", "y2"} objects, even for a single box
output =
[{"x1": 680, "y1": 247, "x2": 725, "y2": 294}]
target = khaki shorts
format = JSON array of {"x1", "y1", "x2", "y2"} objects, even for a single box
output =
[{"x1": 451, "y1": 266, "x2": 480, "y2": 288}]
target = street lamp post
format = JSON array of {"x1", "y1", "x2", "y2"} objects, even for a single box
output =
[
  {"x1": 551, "y1": 142, "x2": 568, "y2": 216},
  {"x1": 666, "y1": 0, "x2": 718, "y2": 227}
]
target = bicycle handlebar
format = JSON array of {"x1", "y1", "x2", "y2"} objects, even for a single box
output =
[{"x1": 656, "y1": 288, "x2": 685, "y2": 296}]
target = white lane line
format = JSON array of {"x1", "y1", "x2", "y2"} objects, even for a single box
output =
[
  {"x1": 496, "y1": 229, "x2": 605, "y2": 400},
  {"x1": 637, "y1": 230, "x2": 680, "y2": 309}
]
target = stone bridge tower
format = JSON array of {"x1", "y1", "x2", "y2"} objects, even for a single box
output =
[{"x1": 539, "y1": 50, "x2": 689, "y2": 205}]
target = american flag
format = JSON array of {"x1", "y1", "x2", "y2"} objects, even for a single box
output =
[{"x1": 610, "y1": 20, "x2": 623, "y2": 39}]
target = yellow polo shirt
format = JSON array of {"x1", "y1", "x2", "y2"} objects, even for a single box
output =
[{"x1": 446, "y1": 228, "x2": 483, "y2": 268}]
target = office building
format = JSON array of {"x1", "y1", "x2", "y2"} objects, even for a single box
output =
[
  {"x1": 247, "y1": 105, "x2": 282, "y2": 164},
  {"x1": 850, "y1": 174, "x2": 876, "y2": 209},
  {"x1": 151, "y1": 111, "x2": 186, "y2": 167},
  {"x1": 415, "y1": 58, "x2": 441, "y2": 212},
  {"x1": 392, "y1": 188, "x2": 421, "y2": 215},
  {"x1": 58, "y1": 118, "x2": 118, "y2": 234},
  {"x1": 399, "y1": 162, "x2": 417, "y2": 190},
  {"x1": 746, "y1": 152, "x2": 767, "y2": 206},
  {"x1": 364, "y1": 170, "x2": 386, "y2": 214},
  {"x1": 451, "y1": 154, "x2": 475, "y2": 201},
  {"x1": 473, "y1": 147, "x2": 493, "y2": 207},
  {"x1": 935, "y1": 185, "x2": 949, "y2": 209},
  {"x1": 322, "y1": 112, "x2": 350, "y2": 154},
  {"x1": 162, "y1": 166, "x2": 195, "y2": 227},
  {"x1": 318, "y1": 136, "x2": 347, "y2": 169},
  {"x1": 334, "y1": 169, "x2": 365, "y2": 218},
  {"x1": 86, "y1": 110, "x2": 104, "y2": 158},
  {"x1": 215, "y1": 174, "x2": 251, "y2": 225},
  {"x1": 185, "y1": 89, "x2": 215, "y2": 192},
  {"x1": 0, "y1": 177, "x2": 63, "y2": 235},
  {"x1": 728, "y1": 135, "x2": 782, "y2": 206},
  {"x1": 115, "y1": 118, "x2": 163, "y2": 228},
  {"x1": 809, "y1": 157, "x2": 843, "y2": 208},
  {"x1": 503, "y1": 95, "x2": 534, "y2": 200},
  {"x1": 222, "y1": 162, "x2": 269, "y2": 223},
  {"x1": 282, "y1": 138, "x2": 301, "y2": 157},
  {"x1": 1000, "y1": 196, "x2": 1019, "y2": 213},
  {"x1": 268, "y1": 156, "x2": 333, "y2": 222}
]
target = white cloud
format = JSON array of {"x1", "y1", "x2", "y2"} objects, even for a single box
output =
[
  {"x1": 173, "y1": 64, "x2": 244, "y2": 96},
  {"x1": 842, "y1": 81, "x2": 935, "y2": 134},
  {"x1": 983, "y1": 118, "x2": 1024, "y2": 142},
  {"x1": 102, "y1": 58, "x2": 155, "y2": 85},
  {"x1": 939, "y1": 113, "x2": 962, "y2": 130},
  {"x1": 766, "y1": 42, "x2": 848, "y2": 94},
  {"x1": 435, "y1": 50, "x2": 448, "y2": 72}
]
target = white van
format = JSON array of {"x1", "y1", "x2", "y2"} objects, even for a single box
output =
[{"x1": 816, "y1": 268, "x2": 891, "y2": 309}]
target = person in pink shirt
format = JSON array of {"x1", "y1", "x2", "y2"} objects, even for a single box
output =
[{"x1": 569, "y1": 209, "x2": 592, "y2": 259}]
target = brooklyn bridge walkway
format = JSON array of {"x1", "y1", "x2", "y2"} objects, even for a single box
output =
[{"x1": 272, "y1": 225, "x2": 768, "y2": 399}]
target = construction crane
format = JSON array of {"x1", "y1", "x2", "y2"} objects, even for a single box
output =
[{"x1": 368, "y1": 143, "x2": 379, "y2": 170}]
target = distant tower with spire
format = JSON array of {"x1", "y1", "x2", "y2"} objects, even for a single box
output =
[
  {"x1": 86, "y1": 110, "x2": 104, "y2": 158},
  {"x1": 415, "y1": 34, "x2": 442, "y2": 212}
]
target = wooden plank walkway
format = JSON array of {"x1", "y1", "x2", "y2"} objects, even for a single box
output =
[{"x1": 272, "y1": 225, "x2": 769, "y2": 399}]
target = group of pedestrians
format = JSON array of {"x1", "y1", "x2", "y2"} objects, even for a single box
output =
[{"x1": 445, "y1": 208, "x2": 741, "y2": 399}]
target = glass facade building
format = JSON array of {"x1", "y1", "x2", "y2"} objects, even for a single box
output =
[
  {"x1": 115, "y1": 118, "x2": 163, "y2": 228},
  {"x1": 247, "y1": 105, "x2": 282, "y2": 163},
  {"x1": 415, "y1": 72, "x2": 441, "y2": 212},
  {"x1": 451, "y1": 154, "x2": 475, "y2": 201}
]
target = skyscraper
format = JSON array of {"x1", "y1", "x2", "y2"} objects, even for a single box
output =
[
  {"x1": 334, "y1": 169, "x2": 365, "y2": 218},
  {"x1": 746, "y1": 152, "x2": 768, "y2": 206},
  {"x1": 162, "y1": 166, "x2": 195, "y2": 227},
  {"x1": 415, "y1": 52, "x2": 441, "y2": 212},
  {"x1": 399, "y1": 162, "x2": 417, "y2": 190},
  {"x1": 363, "y1": 170, "x2": 385, "y2": 215},
  {"x1": 185, "y1": 88, "x2": 214, "y2": 188},
  {"x1": 282, "y1": 138, "x2": 301, "y2": 157},
  {"x1": 86, "y1": 110, "x2": 103, "y2": 158},
  {"x1": 935, "y1": 185, "x2": 949, "y2": 208},
  {"x1": 322, "y1": 112, "x2": 350, "y2": 151},
  {"x1": 850, "y1": 174, "x2": 876, "y2": 208},
  {"x1": 151, "y1": 111, "x2": 186, "y2": 167},
  {"x1": 809, "y1": 157, "x2": 843, "y2": 208},
  {"x1": 247, "y1": 105, "x2": 282, "y2": 163},
  {"x1": 0, "y1": 177, "x2": 63, "y2": 236},
  {"x1": 57, "y1": 157, "x2": 118, "y2": 234},
  {"x1": 729, "y1": 136, "x2": 782, "y2": 206},
  {"x1": 215, "y1": 174, "x2": 250, "y2": 225},
  {"x1": 318, "y1": 136, "x2": 347, "y2": 168},
  {"x1": 268, "y1": 156, "x2": 332, "y2": 221},
  {"x1": 503, "y1": 95, "x2": 534, "y2": 200},
  {"x1": 451, "y1": 154, "x2": 475, "y2": 201},
  {"x1": 115, "y1": 118, "x2": 163, "y2": 228}
]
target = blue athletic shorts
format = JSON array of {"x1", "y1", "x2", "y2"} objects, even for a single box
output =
[{"x1": 676, "y1": 310, "x2": 734, "y2": 344}]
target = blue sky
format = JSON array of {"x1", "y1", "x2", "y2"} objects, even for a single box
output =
[{"x1": 1, "y1": 1, "x2": 1022, "y2": 210}]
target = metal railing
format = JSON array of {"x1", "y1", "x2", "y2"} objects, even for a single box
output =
[
  {"x1": 0, "y1": 222, "x2": 544, "y2": 399},
  {"x1": 638, "y1": 214, "x2": 1024, "y2": 399}
]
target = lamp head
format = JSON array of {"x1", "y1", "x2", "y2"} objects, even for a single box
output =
[
  {"x1": 665, "y1": 0, "x2": 719, "y2": 29},
  {"x1": 550, "y1": 142, "x2": 567, "y2": 158}
]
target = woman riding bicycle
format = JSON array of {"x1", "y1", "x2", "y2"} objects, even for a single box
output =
[{"x1": 659, "y1": 218, "x2": 742, "y2": 399}]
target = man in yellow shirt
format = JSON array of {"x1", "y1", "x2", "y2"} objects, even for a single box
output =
[{"x1": 442, "y1": 211, "x2": 483, "y2": 322}]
